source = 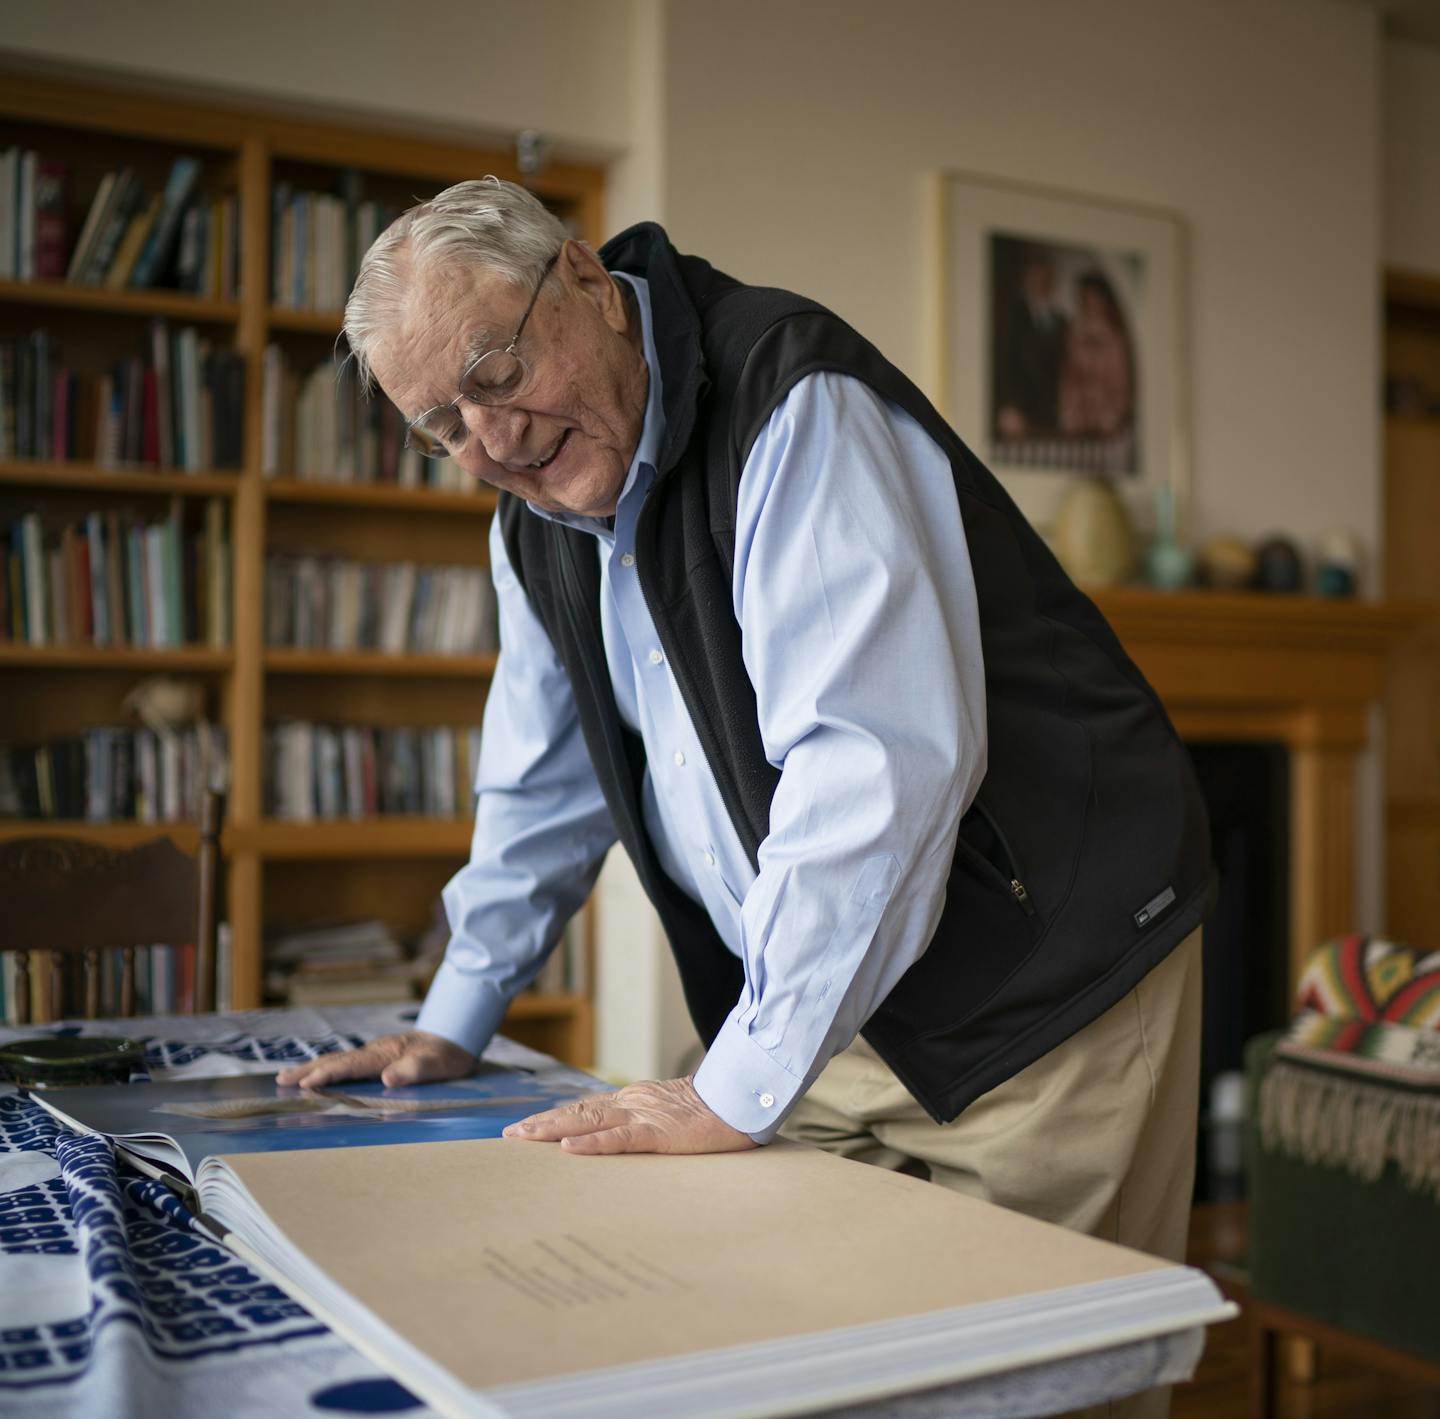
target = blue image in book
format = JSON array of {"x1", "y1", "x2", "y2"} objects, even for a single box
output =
[{"x1": 29, "y1": 1064, "x2": 594, "y2": 1186}]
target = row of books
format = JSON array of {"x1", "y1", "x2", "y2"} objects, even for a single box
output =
[
  {"x1": 265, "y1": 721, "x2": 482, "y2": 822},
  {"x1": 0, "y1": 323, "x2": 245, "y2": 469},
  {"x1": 1, "y1": 500, "x2": 231, "y2": 648},
  {"x1": 261, "y1": 347, "x2": 470, "y2": 490},
  {"x1": 0, "y1": 149, "x2": 66, "y2": 280},
  {"x1": 0, "y1": 150, "x2": 237, "y2": 296},
  {"x1": 264, "y1": 555, "x2": 496, "y2": 655},
  {"x1": 0, "y1": 723, "x2": 229, "y2": 823},
  {"x1": 270, "y1": 178, "x2": 399, "y2": 312},
  {"x1": 0, "y1": 941, "x2": 209, "y2": 1024}
]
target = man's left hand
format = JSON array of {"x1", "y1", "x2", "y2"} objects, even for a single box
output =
[{"x1": 503, "y1": 1076, "x2": 758, "y2": 1155}]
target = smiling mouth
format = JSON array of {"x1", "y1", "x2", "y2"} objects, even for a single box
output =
[{"x1": 524, "y1": 430, "x2": 571, "y2": 471}]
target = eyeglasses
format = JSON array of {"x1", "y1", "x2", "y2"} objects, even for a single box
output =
[{"x1": 404, "y1": 251, "x2": 559, "y2": 460}]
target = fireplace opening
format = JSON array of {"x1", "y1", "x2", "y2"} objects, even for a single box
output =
[{"x1": 1187, "y1": 741, "x2": 1291, "y2": 1203}]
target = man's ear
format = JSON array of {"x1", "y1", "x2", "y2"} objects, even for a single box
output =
[{"x1": 559, "y1": 239, "x2": 630, "y2": 334}]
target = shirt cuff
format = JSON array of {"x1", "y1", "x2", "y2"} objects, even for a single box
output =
[
  {"x1": 692, "y1": 1018, "x2": 808, "y2": 1144},
  {"x1": 413, "y1": 957, "x2": 512, "y2": 1061}
]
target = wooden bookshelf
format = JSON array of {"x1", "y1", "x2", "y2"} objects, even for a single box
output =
[
  {"x1": 242, "y1": 817, "x2": 475, "y2": 859},
  {"x1": 0, "y1": 644, "x2": 234, "y2": 670},
  {"x1": 265, "y1": 307, "x2": 345, "y2": 334},
  {"x1": 264, "y1": 478, "x2": 496, "y2": 514},
  {"x1": 0, "y1": 818, "x2": 201, "y2": 850},
  {"x1": 264, "y1": 649, "x2": 499, "y2": 677},
  {"x1": 0, "y1": 274, "x2": 241, "y2": 323},
  {"x1": 0, "y1": 71, "x2": 603, "y2": 1064},
  {"x1": 0, "y1": 459, "x2": 241, "y2": 496}
]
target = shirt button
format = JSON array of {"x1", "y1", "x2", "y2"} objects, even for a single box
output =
[
  {"x1": 702, "y1": 850, "x2": 715, "y2": 867},
  {"x1": 673, "y1": 750, "x2": 685, "y2": 767},
  {"x1": 758, "y1": 1093, "x2": 776, "y2": 1109},
  {"x1": 648, "y1": 648, "x2": 663, "y2": 666},
  {"x1": 620, "y1": 552, "x2": 635, "y2": 567}
]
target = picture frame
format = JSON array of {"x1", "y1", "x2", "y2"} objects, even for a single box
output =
[{"x1": 927, "y1": 171, "x2": 1189, "y2": 534}]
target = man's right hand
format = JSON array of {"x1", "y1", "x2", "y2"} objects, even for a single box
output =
[{"x1": 275, "y1": 1031, "x2": 478, "y2": 1090}]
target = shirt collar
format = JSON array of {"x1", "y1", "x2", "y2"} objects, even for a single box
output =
[{"x1": 525, "y1": 271, "x2": 664, "y2": 537}]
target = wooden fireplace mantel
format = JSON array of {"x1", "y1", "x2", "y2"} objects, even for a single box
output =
[{"x1": 1089, "y1": 588, "x2": 1423, "y2": 986}]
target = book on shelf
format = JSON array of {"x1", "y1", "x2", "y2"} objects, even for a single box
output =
[
  {"x1": 0, "y1": 721, "x2": 228, "y2": 824},
  {"x1": 128, "y1": 156, "x2": 203, "y2": 290},
  {"x1": 16, "y1": 1078, "x2": 1239, "y2": 1419},
  {"x1": 264, "y1": 721, "x2": 480, "y2": 822},
  {"x1": 261, "y1": 345, "x2": 472, "y2": 490},
  {"x1": 0, "y1": 498, "x2": 231, "y2": 649},
  {"x1": 265, "y1": 553, "x2": 496, "y2": 655},
  {"x1": 32, "y1": 157, "x2": 69, "y2": 280},
  {"x1": 0, "y1": 149, "x2": 16, "y2": 279},
  {"x1": 78, "y1": 166, "x2": 146, "y2": 287}
]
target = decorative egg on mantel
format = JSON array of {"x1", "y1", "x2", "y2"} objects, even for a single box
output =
[{"x1": 1049, "y1": 478, "x2": 1137, "y2": 587}]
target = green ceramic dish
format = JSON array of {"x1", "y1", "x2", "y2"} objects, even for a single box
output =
[{"x1": 0, "y1": 1036, "x2": 146, "y2": 1087}]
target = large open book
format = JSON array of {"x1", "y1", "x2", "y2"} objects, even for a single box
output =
[
  {"x1": 27, "y1": 1066, "x2": 591, "y2": 1205},
  {"x1": 33, "y1": 1075, "x2": 1235, "y2": 1418}
]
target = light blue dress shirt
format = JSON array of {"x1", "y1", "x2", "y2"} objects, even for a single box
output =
[{"x1": 416, "y1": 275, "x2": 988, "y2": 1143}]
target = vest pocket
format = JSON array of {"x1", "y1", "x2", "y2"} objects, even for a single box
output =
[{"x1": 955, "y1": 798, "x2": 1037, "y2": 918}]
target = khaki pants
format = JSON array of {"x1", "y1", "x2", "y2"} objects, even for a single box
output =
[{"x1": 781, "y1": 928, "x2": 1203, "y2": 1419}]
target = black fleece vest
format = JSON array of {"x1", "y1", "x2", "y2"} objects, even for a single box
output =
[{"x1": 500, "y1": 223, "x2": 1216, "y2": 1123}]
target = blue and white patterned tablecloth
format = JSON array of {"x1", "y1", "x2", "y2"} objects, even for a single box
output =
[
  {"x1": 0, "y1": 1003, "x2": 595, "y2": 1419},
  {"x1": 0, "y1": 1005, "x2": 1209, "y2": 1419}
]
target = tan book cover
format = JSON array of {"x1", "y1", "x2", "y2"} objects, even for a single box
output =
[{"x1": 206, "y1": 1137, "x2": 1234, "y2": 1418}]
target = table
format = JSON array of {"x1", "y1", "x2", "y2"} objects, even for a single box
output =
[{"x1": 0, "y1": 1005, "x2": 1207, "y2": 1419}]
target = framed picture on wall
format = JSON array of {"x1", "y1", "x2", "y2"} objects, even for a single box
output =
[{"x1": 929, "y1": 171, "x2": 1189, "y2": 534}]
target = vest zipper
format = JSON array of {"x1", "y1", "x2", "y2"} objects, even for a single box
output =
[{"x1": 974, "y1": 799, "x2": 1036, "y2": 918}]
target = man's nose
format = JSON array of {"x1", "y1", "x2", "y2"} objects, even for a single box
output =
[{"x1": 459, "y1": 399, "x2": 530, "y2": 465}]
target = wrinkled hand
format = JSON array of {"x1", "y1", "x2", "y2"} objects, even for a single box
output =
[
  {"x1": 275, "y1": 1030, "x2": 477, "y2": 1090},
  {"x1": 504, "y1": 1076, "x2": 757, "y2": 1156}
]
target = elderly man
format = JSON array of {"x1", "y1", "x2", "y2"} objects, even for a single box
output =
[{"x1": 279, "y1": 179, "x2": 1213, "y2": 1292}]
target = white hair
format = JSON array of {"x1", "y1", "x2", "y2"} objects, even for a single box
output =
[{"x1": 343, "y1": 177, "x2": 569, "y2": 393}]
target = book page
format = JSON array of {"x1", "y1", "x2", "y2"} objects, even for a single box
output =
[{"x1": 218, "y1": 1138, "x2": 1170, "y2": 1392}]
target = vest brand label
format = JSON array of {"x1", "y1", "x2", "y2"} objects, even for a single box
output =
[{"x1": 1134, "y1": 885, "x2": 1176, "y2": 929}]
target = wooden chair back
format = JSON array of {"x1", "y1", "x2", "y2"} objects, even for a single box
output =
[{"x1": 0, "y1": 791, "x2": 223, "y2": 1023}]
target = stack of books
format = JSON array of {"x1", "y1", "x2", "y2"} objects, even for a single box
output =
[
  {"x1": 264, "y1": 554, "x2": 495, "y2": 655},
  {"x1": 531, "y1": 915, "x2": 590, "y2": 998},
  {"x1": 0, "y1": 721, "x2": 228, "y2": 823},
  {"x1": 263, "y1": 917, "x2": 422, "y2": 1006},
  {"x1": 0, "y1": 151, "x2": 237, "y2": 296},
  {"x1": 264, "y1": 722, "x2": 480, "y2": 822},
  {"x1": 269, "y1": 175, "x2": 399, "y2": 312},
  {"x1": 1, "y1": 499, "x2": 231, "y2": 648},
  {"x1": 0, "y1": 322, "x2": 245, "y2": 469},
  {"x1": 261, "y1": 346, "x2": 470, "y2": 490}
]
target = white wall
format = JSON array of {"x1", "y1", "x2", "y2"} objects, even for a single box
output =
[
  {"x1": 0, "y1": 0, "x2": 635, "y2": 156},
  {"x1": 661, "y1": 0, "x2": 1381, "y2": 563},
  {"x1": 1385, "y1": 36, "x2": 1440, "y2": 275}
]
